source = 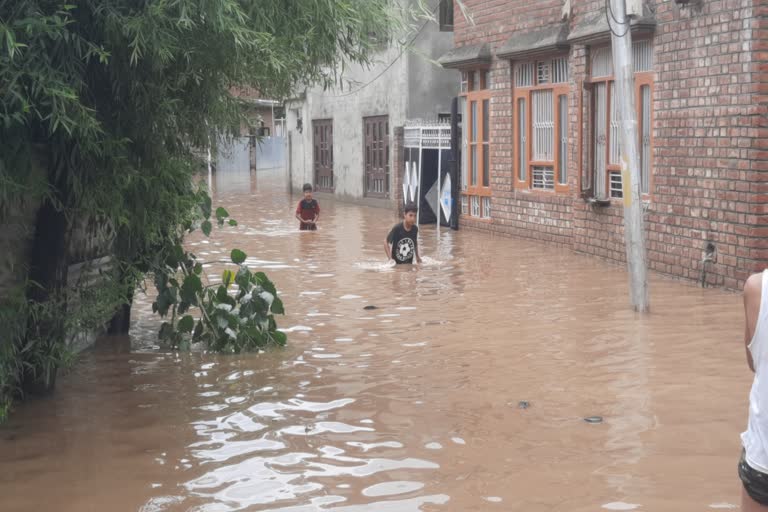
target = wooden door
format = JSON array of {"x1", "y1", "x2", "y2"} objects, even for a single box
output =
[
  {"x1": 364, "y1": 116, "x2": 389, "y2": 198},
  {"x1": 313, "y1": 119, "x2": 333, "y2": 192}
]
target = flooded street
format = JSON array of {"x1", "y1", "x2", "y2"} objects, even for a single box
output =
[{"x1": 0, "y1": 168, "x2": 751, "y2": 511}]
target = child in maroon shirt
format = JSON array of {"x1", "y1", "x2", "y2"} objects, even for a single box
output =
[{"x1": 295, "y1": 183, "x2": 320, "y2": 231}]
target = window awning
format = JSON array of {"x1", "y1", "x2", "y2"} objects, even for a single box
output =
[
  {"x1": 437, "y1": 43, "x2": 491, "y2": 70},
  {"x1": 497, "y1": 23, "x2": 570, "y2": 60},
  {"x1": 568, "y1": 7, "x2": 656, "y2": 44}
]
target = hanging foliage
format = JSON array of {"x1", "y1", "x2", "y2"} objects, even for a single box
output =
[{"x1": 0, "y1": 0, "x2": 400, "y2": 417}]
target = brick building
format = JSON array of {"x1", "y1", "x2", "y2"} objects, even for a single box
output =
[{"x1": 437, "y1": 0, "x2": 768, "y2": 289}]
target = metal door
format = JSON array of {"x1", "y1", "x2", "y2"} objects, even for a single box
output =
[
  {"x1": 364, "y1": 115, "x2": 389, "y2": 198},
  {"x1": 313, "y1": 119, "x2": 333, "y2": 192}
]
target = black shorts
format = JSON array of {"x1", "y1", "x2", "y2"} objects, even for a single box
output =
[{"x1": 739, "y1": 449, "x2": 768, "y2": 505}]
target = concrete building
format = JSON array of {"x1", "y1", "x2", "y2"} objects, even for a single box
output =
[
  {"x1": 285, "y1": 0, "x2": 456, "y2": 207},
  {"x1": 438, "y1": 0, "x2": 768, "y2": 289}
]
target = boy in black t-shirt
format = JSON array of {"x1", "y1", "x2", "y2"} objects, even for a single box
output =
[
  {"x1": 385, "y1": 203, "x2": 421, "y2": 264},
  {"x1": 295, "y1": 183, "x2": 320, "y2": 231}
]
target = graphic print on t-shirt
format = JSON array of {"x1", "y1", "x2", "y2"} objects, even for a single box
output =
[
  {"x1": 387, "y1": 222, "x2": 418, "y2": 264},
  {"x1": 395, "y1": 237, "x2": 415, "y2": 262}
]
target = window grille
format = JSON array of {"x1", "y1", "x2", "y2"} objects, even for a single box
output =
[
  {"x1": 633, "y1": 40, "x2": 653, "y2": 72},
  {"x1": 532, "y1": 166, "x2": 555, "y2": 190},
  {"x1": 471, "y1": 195, "x2": 480, "y2": 217},
  {"x1": 640, "y1": 84, "x2": 651, "y2": 194},
  {"x1": 609, "y1": 82, "x2": 621, "y2": 166},
  {"x1": 558, "y1": 94, "x2": 568, "y2": 185},
  {"x1": 515, "y1": 62, "x2": 535, "y2": 87},
  {"x1": 552, "y1": 57, "x2": 569, "y2": 84},
  {"x1": 592, "y1": 41, "x2": 653, "y2": 78},
  {"x1": 594, "y1": 83, "x2": 608, "y2": 199},
  {"x1": 537, "y1": 61, "x2": 551, "y2": 85},
  {"x1": 532, "y1": 90, "x2": 554, "y2": 162},
  {"x1": 610, "y1": 171, "x2": 623, "y2": 198},
  {"x1": 482, "y1": 197, "x2": 491, "y2": 219},
  {"x1": 592, "y1": 47, "x2": 613, "y2": 78}
]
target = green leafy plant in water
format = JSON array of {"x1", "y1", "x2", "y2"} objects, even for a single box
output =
[
  {"x1": 150, "y1": 203, "x2": 285, "y2": 353},
  {"x1": 0, "y1": 0, "x2": 401, "y2": 419}
]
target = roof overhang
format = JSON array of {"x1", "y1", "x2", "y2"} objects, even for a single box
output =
[
  {"x1": 438, "y1": 43, "x2": 492, "y2": 70},
  {"x1": 497, "y1": 23, "x2": 570, "y2": 60},
  {"x1": 568, "y1": 7, "x2": 656, "y2": 45}
]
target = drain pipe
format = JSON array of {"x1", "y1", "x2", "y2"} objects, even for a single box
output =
[{"x1": 700, "y1": 242, "x2": 717, "y2": 288}]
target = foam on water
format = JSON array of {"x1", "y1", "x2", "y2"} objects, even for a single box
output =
[
  {"x1": 283, "y1": 325, "x2": 313, "y2": 332},
  {"x1": 354, "y1": 260, "x2": 397, "y2": 272},
  {"x1": 602, "y1": 503, "x2": 641, "y2": 511},
  {"x1": 362, "y1": 481, "x2": 425, "y2": 497}
]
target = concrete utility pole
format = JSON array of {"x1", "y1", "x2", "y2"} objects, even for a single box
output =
[{"x1": 609, "y1": 0, "x2": 649, "y2": 312}]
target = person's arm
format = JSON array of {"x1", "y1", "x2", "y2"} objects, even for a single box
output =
[
  {"x1": 313, "y1": 202, "x2": 320, "y2": 224},
  {"x1": 415, "y1": 227, "x2": 422, "y2": 263},
  {"x1": 296, "y1": 202, "x2": 309, "y2": 225},
  {"x1": 744, "y1": 273, "x2": 761, "y2": 372},
  {"x1": 385, "y1": 227, "x2": 394, "y2": 260}
]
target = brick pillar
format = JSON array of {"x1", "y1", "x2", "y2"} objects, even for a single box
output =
[{"x1": 392, "y1": 126, "x2": 405, "y2": 217}]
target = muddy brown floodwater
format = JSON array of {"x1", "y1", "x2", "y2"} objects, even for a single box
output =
[{"x1": 0, "y1": 168, "x2": 752, "y2": 512}]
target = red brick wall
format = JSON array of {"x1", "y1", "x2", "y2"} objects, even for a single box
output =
[
  {"x1": 451, "y1": 0, "x2": 767, "y2": 289},
  {"x1": 454, "y1": 1, "x2": 563, "y2": 48}
]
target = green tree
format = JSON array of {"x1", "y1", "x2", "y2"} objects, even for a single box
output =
[{"x1": 0, "y1": 0, "x2": 399, "y2": 411}]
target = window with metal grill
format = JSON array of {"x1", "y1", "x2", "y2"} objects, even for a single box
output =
[
  {"x1": 482, "y1": 197, "x2": 491, "y2": 219},
  {"x1": 471, "y1": 196, "x2": 480, "y2": 217},
  {"x1": 533, "y1": 167, "x2": 555, "y2": 191},
  {"x1": 513, "y1": 55, "x2": 570, "y2": 193},
  {"x1": 609, "y1": 171, "x2": 623, "y2": 199},
  {"x1": 587, "y1": 40, "x2": 654, "y2": 201},
  {"x1": 460, "y1": 66, "x2": 492, "y2": 219}
]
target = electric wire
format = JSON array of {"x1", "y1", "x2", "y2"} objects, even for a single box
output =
[
  {"x1": 605, "y1": 0, "x2": 630, "y2": 38},
  {"x1": 309, "y1": 3, "x2": 439, "y2": 98}
]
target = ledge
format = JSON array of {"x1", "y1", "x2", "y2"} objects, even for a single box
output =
[
  {"x1": 438, "y1": 43, "x2": 492, "y2": 70},
  {"x1": 497, "y1": 23, "x2": 570, "y2": 60},
  {"x1": 568, "y1": 7, "x2": 656, "y2": 45}
]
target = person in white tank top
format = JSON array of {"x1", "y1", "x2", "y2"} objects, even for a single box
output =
[{"x1": 740, "y1": 270, "x2": 768, "y2": 510}]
